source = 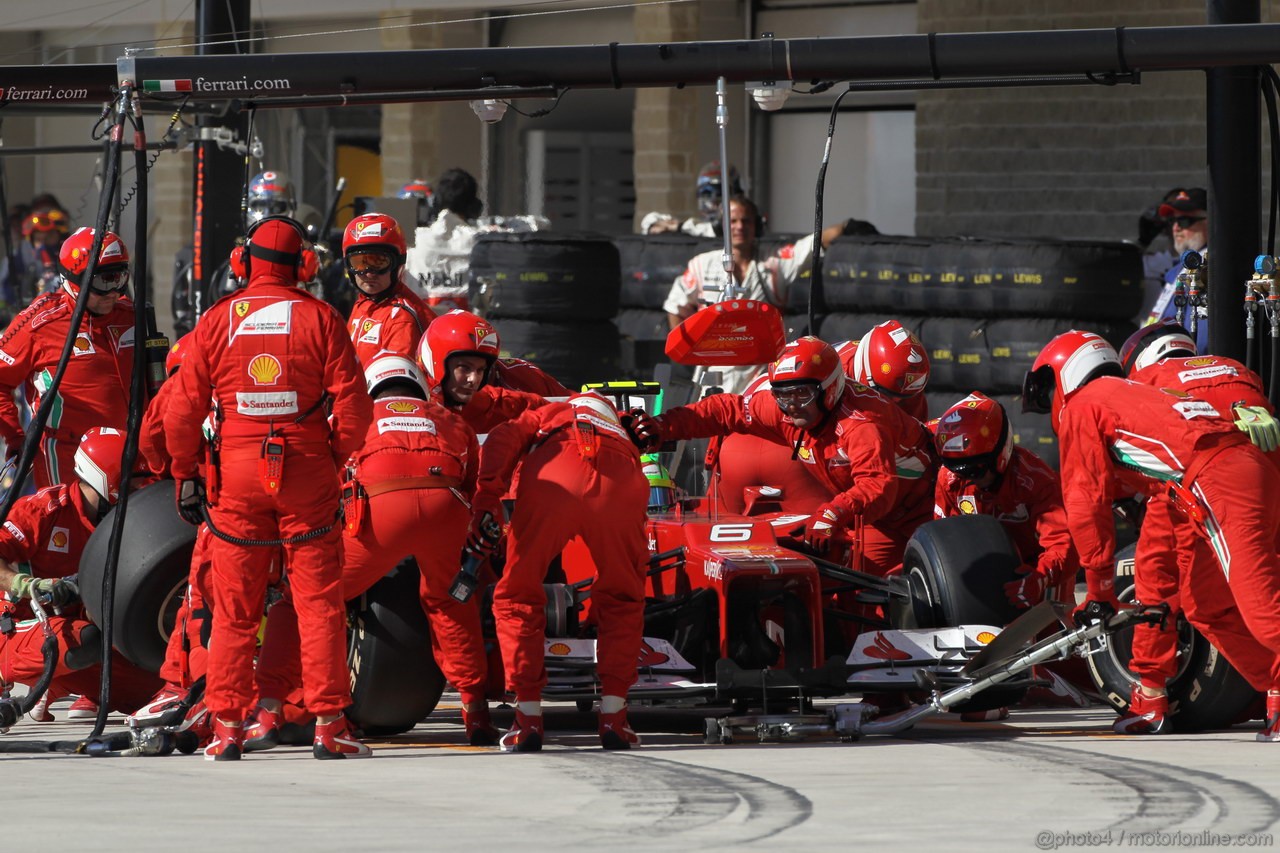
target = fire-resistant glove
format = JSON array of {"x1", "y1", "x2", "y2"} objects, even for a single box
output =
[
  {"x1": 9, "y1": 574, "x2": 79, "y2": 608},
  {"x1": 620, "y1": 408, "x2": 663, "y2": 453},
  {"x1": 803, "y1": 503, "x2": 848, "y2": 554},
  {"x1": 175, "y1": 478, "x2": 206, "y2": 526},
  {"x1": 1003, "y1": 564, "x2": 1056, "y2": 609},
  {"x1": 1233, "y1": 405, "x2": 1280, "y2": 453},
  {"x1": 1072, "y1": 567, "x2": 1122, "y2": 627},
  {"x1": 466, "y1": 494, "x2": 504, "y2": 557}
]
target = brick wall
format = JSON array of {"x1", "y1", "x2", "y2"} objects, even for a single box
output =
[{"x1": 915, "y1": 1, "x2": 1238, "y2": 241}]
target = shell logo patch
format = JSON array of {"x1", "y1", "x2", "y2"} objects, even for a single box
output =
[
  {"x1": 796, "y1": 445, "x2": 815, "y2": 463},
  {"x1": 976, "y1": 631, "x2": 997, "y2": 644},
  {"x1": 235, "y1": 301, "x2": 250, "y2": 318},
  {"x1": 72, "y1": 333, "x2": 93, "y2": 354},
  {"x1": 386, "y1": 400, "x2": 419, "y2": 414},
  {"x1": 547, "y1": 642, "x2": 572, "y2": 656},
  {"x1": 1185, "y1": 357, "x2": 1214, "y2": 367},
  {"x1": 48, "y1": 527, "x2": 70, "y2": 553},
  {"x1": 248, "y1": 353, "x2": 282, "y2": 386},
  {"x1": 959, "y1": 497, "x2": 978, "y2": 515},
  {"x1": 879, "y1": 362, "x2": 891, "y2": 375}
]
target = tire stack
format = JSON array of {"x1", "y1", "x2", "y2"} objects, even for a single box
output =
[
  {"x1": 614, "y1": 233, "x2": 717, "y2": 381},
  {"x1": 821, "y1": 236, "x2": 1144, "y2": 467},
  {"x1": 468, "y1": 232, "x2": 624, "y2": 390}
]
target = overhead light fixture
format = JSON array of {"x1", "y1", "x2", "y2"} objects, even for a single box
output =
[
  {"x1": 470, "y1": 99, "x2": 508, "y2": 124},
  {"x1": 748, "y1": 81, "x2": 790, "y2": 112}
]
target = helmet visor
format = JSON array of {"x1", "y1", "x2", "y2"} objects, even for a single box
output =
[
  {"x1": 648, "y1": 485, "x2": 677, "y2": 512},
  {"x1": 346, "y1": 250, "x2": 394, "y2": 277},
  {"x1": 1021, "y1": 367, "x2": 1053, "y2": 415},
  {"x1": 89, "y1": 266, "x2": 130, "y2": 294},
  {"x1": 773, "y1": 383, "x2": 820, "y2": 409},
  {"x1": 248, "y1": 199, "x2": 293, "y2": 221},
  {"x1": 941, "y1": 454, "x2": 997, "y2": 482}
]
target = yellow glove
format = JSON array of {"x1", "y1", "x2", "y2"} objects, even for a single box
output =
[{"x1": 1233, "y1": 405, "x2": 1280, "y2": 453}]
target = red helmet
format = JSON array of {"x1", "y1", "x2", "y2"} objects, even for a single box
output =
[
  {"x1": 74, "y1": 427, "x2": 126, "y2": 504},
  {"x1": 57, "y1": 227, "x2": 130, "y2": 297},
  {"x1": 398, "y1": 180, "x2": 433, "y2": 200},
  {"x1": 847, "y1": 320, "x2": 930, "y2": 398},
  {"x1": 22, "y1": 209, "x2": 70, "y2": 240},
  {"x1": 1118, "y1": 321, "x2": 1197, "y2": 376},
  {"x1": 767, "y1": 336, "x2": 845, "y2": 411},
  {"x1": 934, "y1": 392, "x2": 1014, "y2": 481},
  {"x1": 1022, "y1": 330, "x2": 1123, "y2": 432},
  {"x1": 342, "y1": 214, "x2": 407, "y2": 294},
  {"x1": 418, "y1": 310, "x2": 501, "y2": 392},
  {"x1": 365, "y1": 353, "x2": 429, "y2": 399},
  {"x1": 166, "y1": 335, "x2": 191, "y2": 376}
]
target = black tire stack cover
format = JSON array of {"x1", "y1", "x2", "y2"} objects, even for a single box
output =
[
  {"x1": 469, "y1": 232, "x2": 623, "y2": 390},
  {"x1": 819, "y1": 235, "x2": 1143, "y2": 467}
]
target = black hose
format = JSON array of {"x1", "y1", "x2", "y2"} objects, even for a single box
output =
[
  {"x1": 200, "y1": 502, "x2": 337, "y2": 547},
  {"x1": 87, "y1": 87, "x2": 153, "y2": 739},
  {"x1": 806, "y1": 85, "x2": 855, "y2": 337},
  {"x1": 1260, "y1": 70, "x2": 1279, "y2": 258}
]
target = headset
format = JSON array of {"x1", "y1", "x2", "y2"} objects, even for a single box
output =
[{"x1": 228, "y1": 215, "x2": 318, "y2": 282}]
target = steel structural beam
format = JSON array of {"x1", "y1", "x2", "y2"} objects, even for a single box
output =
[{"x1": 0, "y1": 23, "x2": 1277, "y2": 106}]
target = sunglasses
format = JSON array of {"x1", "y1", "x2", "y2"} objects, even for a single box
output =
[
  {"x1": 89, "y1": 268, "x2": 129, "y2": 294},
  {"x1": 1171, "y1": 215, "x2": 1206, "y2": 228},
  {"x1": 773, "y1": 384, "x2": 820, "y2": 408},
  {"x1": 347, "y1": 252, "x2": 393, "y2": 277}
]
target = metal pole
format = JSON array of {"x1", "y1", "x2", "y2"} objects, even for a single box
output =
[{"x1": 1206, "y1": 0, "x2": 1262, "y2": 361}]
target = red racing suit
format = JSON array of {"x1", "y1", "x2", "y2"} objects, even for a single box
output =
[
  {"x1": 478, "y1": 402, "x2": 648, "y2": 701},
  {"x1": 0, "y1": 484, "x2": 159, "y2": 709},
  {"x1": 934, "y1": 446, "x2": 1077, "y2": 604},
  {"x1": 1059, "y1": 377, "x2": 1280, "y2": 692},
  {"x1": 256, "y1": 395, "x2": 488, "y2": 706},
  {"x1": 347, "y1": 281, "x2": 432, "y2": 368},
  {"x1": 0, "y1": 291, "x2": 135, "y2": 488},
  {"x1": 164, "y1": 278, "x2": 373, "y2": 721},
  {"x1": 1125, "y1": 355, "x2": 1280, "y2": 690},
  {"x1": 658, "y1": 383, "x2": 937, "y2": 575}
]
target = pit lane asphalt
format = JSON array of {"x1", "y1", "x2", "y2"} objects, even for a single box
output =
[{"x1": 5, "y1": 696, "x2": 1279, "y2": 852}]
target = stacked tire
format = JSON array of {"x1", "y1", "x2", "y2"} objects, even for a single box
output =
[
  {"x1": 820, "y1": 235, "x2": 1144, "y2": 468},
  {"x1": 614, "y1": 233, "x2": 716, "y2": 381},
  {"x1": 469, "y1": 232, "x2": 624, "y2": 390}
]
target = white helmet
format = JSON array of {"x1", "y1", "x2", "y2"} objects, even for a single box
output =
[
  {"x1": 569, "y1": 392, "x2": 621, "y2": 428},
  {"x1": 364, "y1": 353, "x2": 428, "y2": 399}
]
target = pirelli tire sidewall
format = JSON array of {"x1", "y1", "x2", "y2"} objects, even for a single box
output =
[
  {"x1": 890, "y1": 514, "x2": 1026, "y2": 713},
  {"x1": 1085, "y1": 542, "x2": 1260, "y2": 732},
  {"x1": 79, "y1": 479, "x2": 198, "y2": 674},
  {"x1": 469, "y1": 232, "x2": 622, "y2": 322},
  {"x1": 347, "y1": 559, "x2": 446, "y2": 737}
]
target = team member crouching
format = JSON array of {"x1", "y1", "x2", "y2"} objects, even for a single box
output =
[
  {"x1": 1024, "y1": 330, "x2": 1280, "y2": 742},
  {"x1": 933, "y1": 392, "x2": 1078, "y2": 609},
  {"x1": 0, "y1": 428, "x2": 161, "y2": 720},
  {"x1": 472, "y1": 393, "x2": 649, "y2": 752},
  {"x1": 247, "y1": 354, "x2": 497, "y2": 748}
]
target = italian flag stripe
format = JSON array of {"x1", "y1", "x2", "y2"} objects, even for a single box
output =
[{"x1": 142, "y1": 79, "x2": 192, "y2": 93}]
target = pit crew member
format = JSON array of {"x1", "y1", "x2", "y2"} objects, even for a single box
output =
[
  {"x1": 0, "y1": 227, "x2": 135, "y2": 488},
  {"x1": 247, "y1": 354, "x2": 497, "y2": 749},
  {"x1": 933, "y1": 392, "x2": 1077, "y2": 608},
  {"x1": 164, "y1": 216, "x2": 374, "y2": 761},
  {"x1": 835, "y1": 318, "x2": 931, "y2": 421},
  {"x1": 342, "y1": 213, "x2": 432, "y2": 368},
  {"x1": 1110, "y1": 322, "x2": 1280, "y2": 733},
  {"x1": 473, "y1": 393, "x2": 648, "y2": 752},
  {"x1": 1023, "y1": 330, "x2": 1280, "y2": 741},
  {"x1": 0, "y1": 427, "x2": 161, "y2": 718}
]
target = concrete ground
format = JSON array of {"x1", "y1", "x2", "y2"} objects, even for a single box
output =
[{"x1": 3, "y1": 695, "x2": 1278, "y2": 852}]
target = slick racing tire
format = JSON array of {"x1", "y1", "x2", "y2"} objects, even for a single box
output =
[
  {"x1": 347, "y1": 559, "x2": 446, "y2": 737},
  {"x1": 1085, "y1": 543, "x2": 1259, "y2": 732},
  {"x1": 893, "y1": 515, "x2": 1023, "y2": 631},
  {"x1": 469, "y1": 232, "x2": 621, "y2": 321},
  {"x1": 891, "y1": 515, "x2": 1025, "y2": 713},
  {"x1": 79, "y1": 479, "x2": 198, "y2": 674}
]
